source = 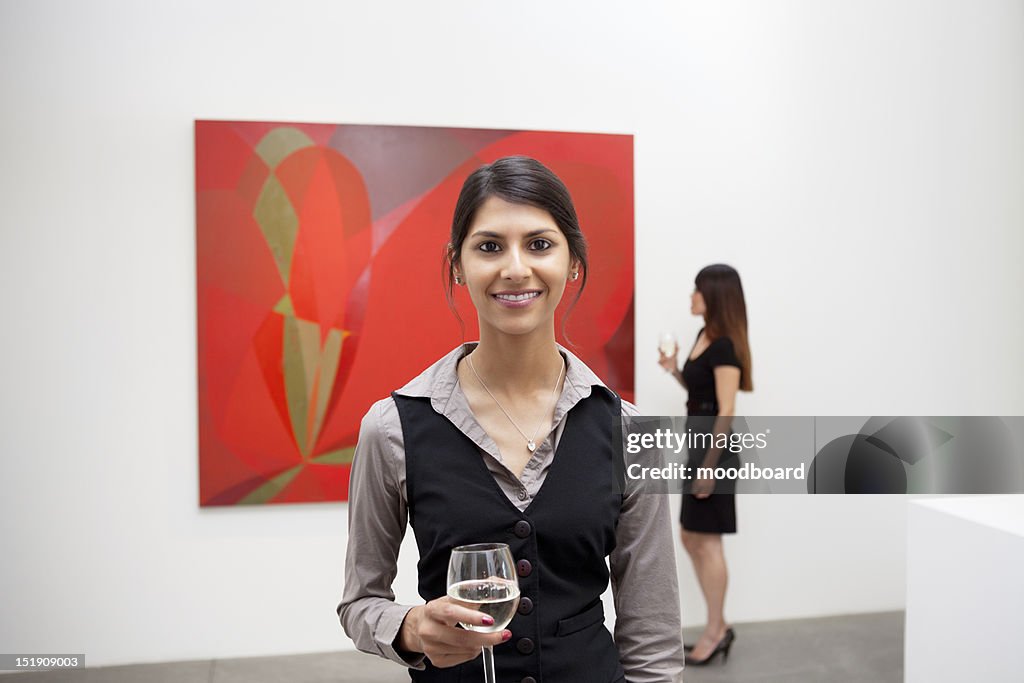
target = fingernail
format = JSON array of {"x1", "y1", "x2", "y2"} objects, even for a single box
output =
[
  {"x1": 482, "y1": 616, "x2": 494, "y2": 626},
  {"x1": 502, "y1": 630, "x2": 512, "y2": 641}
]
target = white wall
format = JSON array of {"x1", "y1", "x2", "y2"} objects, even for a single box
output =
[
  {"x1": 1, "y1": 0, "x2": 1022, "y2": 668},
  {"x1": 905, "y1": 497, "x2": 1024, "y2": 682}
]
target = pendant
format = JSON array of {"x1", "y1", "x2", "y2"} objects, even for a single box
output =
[{"x1": 527, "y1": 440, "x2": 536, "y2": 452}]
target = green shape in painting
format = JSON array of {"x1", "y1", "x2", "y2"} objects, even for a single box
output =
[
  {"x1": 237, "y1": 463, "x2": 303, "y2": 505},
  {"x1": 311, "y1": 447, "x2": 356, "y2": 465},
  {"x1": 255, "y1": 127, "x2": 314, "y2": 170},
  {"x1": 282, "y1": 316, "x2": 314, "y2": 457},
  {"x1": 310, "y1": 328, "x2": 348, "y2": 452},
  {"x1": 273, "y1": 294, "x2": 295, "y2": 316},
  {"x1": 253, "y1": 174, "x2": 299, "y2": 286}
]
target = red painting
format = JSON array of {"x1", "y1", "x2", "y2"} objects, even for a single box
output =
[{"x1": 196, "y1": 121, "x2": 634, "y2": 506}]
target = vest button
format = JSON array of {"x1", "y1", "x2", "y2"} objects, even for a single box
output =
[
  {"x1": 521, "y1": 677, "x2": 538, "y2": 683},
  {"x1": 516, "y1": 559, "x2": 532, "y2": 577},
  {"x1": 513, "y1": 520, "x2": 532, "y2": 538},
  {"x1": 516, "y1": 637, "x2": 535, "y2": 654},
  {"x1": 517, "y1": 596, "x2": 533, "y2": 615}
]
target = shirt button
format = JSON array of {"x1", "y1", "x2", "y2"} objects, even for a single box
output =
[
  {"x1": 522, "y1": 677, "x2": 538, "y2": 683},
  {"x1": 517, "y1": 596, "x2": 533, "y2": 615},
  {"x1": 516, "y1": 559, "x2": 532, "y2": 577},
  {"x1": 517, "y1": 488, "x2": 528, "y2": 501},
  {"x1": 516, "y1": 637, "x2": 535, "y2": 655},
  {"x1": 513, "y1": 520, "x2": 532, "y2": 538}
]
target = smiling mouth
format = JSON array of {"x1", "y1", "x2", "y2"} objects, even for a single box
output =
[{"x1": 493, "y1": 291, "x2": 541, "y2": 303}]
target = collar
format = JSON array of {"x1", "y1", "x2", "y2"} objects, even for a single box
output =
[{"x1": 394, "y1": 342, "x2": 611, "y2": 417}]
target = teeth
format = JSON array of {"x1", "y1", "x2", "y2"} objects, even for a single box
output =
[{"x1": 495, "y1": 292, "x2": 540, "y2": 302}]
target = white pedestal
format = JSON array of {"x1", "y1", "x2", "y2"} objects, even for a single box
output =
[{"x1": 905, "y1": 496, "x2": 1024, "y2": 682}]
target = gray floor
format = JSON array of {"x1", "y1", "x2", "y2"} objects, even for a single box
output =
[{"x1": 4, "y1": 611, "x2": 903, "y2": 683}]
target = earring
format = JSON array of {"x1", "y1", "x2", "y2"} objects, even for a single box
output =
[
  {"x1": 571, "y1": 271, "x2": 579, "y2": 281},
  {"x1": 454, "y1": 275, "x2": 463, "y2": 285}
]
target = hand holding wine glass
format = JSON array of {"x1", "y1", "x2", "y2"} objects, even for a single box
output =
[
  {"x1": 397, "y1": 598, "x2": 511, "y2": 669},
  {"x1": 658, "y1": 332, "x2": 678, "y2": 373}
]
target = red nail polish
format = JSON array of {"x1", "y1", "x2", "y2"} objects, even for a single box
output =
[
  {"x1": 502, "y1": 630, "x2": 512, "y2": 641},
  {"x1": 482, "y1": 616, "x2": 494, "y2": 626}
]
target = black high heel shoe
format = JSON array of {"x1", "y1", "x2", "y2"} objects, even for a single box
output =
[{"x1": 684, "y1": 627, "x2": 735, "y2": 666}]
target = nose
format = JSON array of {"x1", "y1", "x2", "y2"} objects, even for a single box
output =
[{"x1": 501, "y1": 247, "x2": 531, "y2": 282}]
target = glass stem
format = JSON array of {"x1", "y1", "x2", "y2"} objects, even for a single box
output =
[{"x1": 481, "y1": 644, "x2": 496, "y2": 683}]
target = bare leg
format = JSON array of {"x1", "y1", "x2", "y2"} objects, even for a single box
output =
[{"x1": 680, "y1": 527, "x2": 729, "y2": 661}]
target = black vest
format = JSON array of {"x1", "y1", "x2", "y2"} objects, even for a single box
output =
[{"x1": 393, "y1": 388, "x2": 626, "y2": 683}]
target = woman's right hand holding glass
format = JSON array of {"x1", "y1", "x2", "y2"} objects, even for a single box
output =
[
  {"x1": 657, "y1": 333, "x2": 678, "y2": 373},
  {"x1": 657, "y1": 347, "x2": 678, "y2": 373},
  {"x1": 397, "y1": 597, "x2": 512, "y2": 668}
]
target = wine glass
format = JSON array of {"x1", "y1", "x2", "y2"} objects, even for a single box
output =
[
  {"x1": 659, "y1": 332, "x2": 678, "y2": 364},
  {"x1": 447, "y1": 543, "x2": 520, "y2": 683}
]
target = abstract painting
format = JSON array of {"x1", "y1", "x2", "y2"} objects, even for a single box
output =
[{"x1": 196, "y1": 121, "x2": 634, "y2": 505}]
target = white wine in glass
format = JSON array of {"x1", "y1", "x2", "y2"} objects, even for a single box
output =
[
  {"x1": 447, "y1": 578, "x2": 520, "y2": 633},
  {"x1": 659, "y1": 332, "x2": 678, "y2": 358},
  {"x1": 447, "y1": 543, "x2": 520, "y2": 683}
]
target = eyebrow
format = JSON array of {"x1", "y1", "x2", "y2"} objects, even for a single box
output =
[{"x1": 469, "y1": 228, "x2": 559, "y2": 239}]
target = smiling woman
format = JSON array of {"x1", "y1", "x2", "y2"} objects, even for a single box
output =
[
  {"x1": 444, "y1": 157, "x2": 589, "y2": 339},
  {"x1": 337, "y1": 156, "x2": 685, "y2": 683},
  {"x1": 454, "y1": 198, "x2": 574, "y2": 338}
]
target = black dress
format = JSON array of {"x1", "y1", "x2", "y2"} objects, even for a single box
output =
[{"x1": 680, "y1": 329, "x2": 741, "y2": 534}]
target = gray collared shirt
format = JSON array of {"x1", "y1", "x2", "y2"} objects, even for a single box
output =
[{"x1": 337, "y1": 343, "x2": 685, "y2": 682}]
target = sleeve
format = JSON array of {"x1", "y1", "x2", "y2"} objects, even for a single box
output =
[
  {"x1": 336, "y1": 398, "x2": 426, "y2": 669},
  {"x1": 609, "y1": 401, "x2": 686, "y2": 683},
  {"x1": 707, "y1": 336, "x2": 741, "y2": 369}
]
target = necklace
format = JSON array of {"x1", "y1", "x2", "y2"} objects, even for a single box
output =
[{"x1": 466, "y1": 352, "x2": 565, "y2": 453}]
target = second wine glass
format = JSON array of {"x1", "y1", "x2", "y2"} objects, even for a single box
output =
[{"x1": 659, "y1": 332, "x2": 678, "y2": 362}]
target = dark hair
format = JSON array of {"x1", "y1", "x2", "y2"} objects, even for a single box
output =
[
  {"x1": 696, "y1": 264, "x2": 753, "y2": 391},
  {"x1": 444, "y1": 156, "x2": 588, "y2": 333}
]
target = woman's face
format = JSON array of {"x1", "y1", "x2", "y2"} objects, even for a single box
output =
[
  {"x1": 454, "y1": 196, "x2": 576, "y2": 339},
  {"x1": 690, "y1": 288, "x2": 706, "y2": 316}
]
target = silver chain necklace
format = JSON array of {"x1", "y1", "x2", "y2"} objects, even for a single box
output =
[{"x1": 466, "y1": 352, "x2": 565, "y2": 453}]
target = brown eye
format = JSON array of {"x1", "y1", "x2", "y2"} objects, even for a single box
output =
[{"x1": 530, "y1": 238, "x2": 552, "y2": 251}]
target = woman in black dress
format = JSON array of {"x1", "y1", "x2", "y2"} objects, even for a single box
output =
[{"x1": 658, "y1": 264, "x2": 752, "y2": 666}]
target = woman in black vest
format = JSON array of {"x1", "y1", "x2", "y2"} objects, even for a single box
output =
[
  {"x1": 339, "y1": 156, "x2": 685, "y2": 682},
  {"x1": 658, "y1": 264, "x2": 753, "y2": 666}
]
